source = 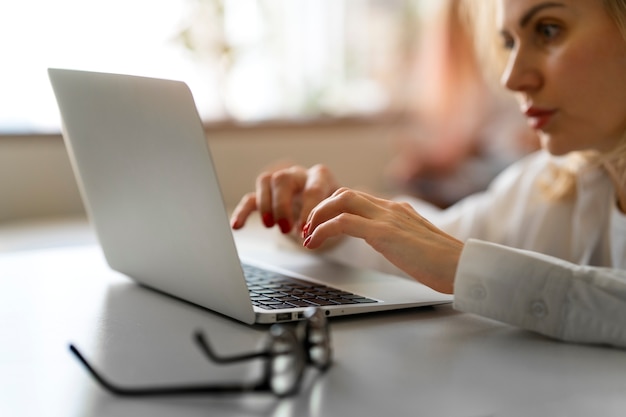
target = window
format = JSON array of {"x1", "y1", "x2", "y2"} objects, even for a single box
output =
[{"x1": 0, "y1": 0, "x2": 422, "y2": 133}]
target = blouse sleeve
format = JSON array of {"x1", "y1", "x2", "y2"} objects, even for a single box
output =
[{"x1": 453, "y1": 239, "x2": 626, "y2": 348}]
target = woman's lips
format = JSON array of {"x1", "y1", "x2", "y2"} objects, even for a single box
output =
[{"x1": 524, "y1": 107, "x2": 557, "y2": 130}]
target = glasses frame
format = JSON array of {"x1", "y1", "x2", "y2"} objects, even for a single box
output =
[{"x1": 69, "y1": 307, "x2": 332, "y2": 397}]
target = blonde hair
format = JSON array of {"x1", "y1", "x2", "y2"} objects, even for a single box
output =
[{"x1": 462, "y1": 0, "x2": 626, "y2": 200}]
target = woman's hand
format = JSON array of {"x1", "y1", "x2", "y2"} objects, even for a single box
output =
[
  {"x1": 302, "y1": 188, "x2": 463, "y2": 294},
  {"x1": 230, "y1": 164, "x2": 340, "y2": 236}
]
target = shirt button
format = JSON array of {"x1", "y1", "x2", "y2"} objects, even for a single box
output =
[
  {"x1": 529, "y1": 300, "x2": 548, "y2": 318},
  {"x1": 468, "y1": 284, "x2": 486, "y2": 300}
]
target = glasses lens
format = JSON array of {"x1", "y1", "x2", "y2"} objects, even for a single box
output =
[
  {"x1": 268, "y1": 325, "x2": 306, "y2": 396},
  {"x1": 302, "y1": 308, "x2": 332, "y2": 370}
]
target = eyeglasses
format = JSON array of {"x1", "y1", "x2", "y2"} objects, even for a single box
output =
[{"x1": 69, "y1": 307, "x2": 332, "y2": 397}]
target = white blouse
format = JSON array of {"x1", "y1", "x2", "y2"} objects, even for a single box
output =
[{"x1": 325, "y1": 150, "x2": 626, "y2": 348}]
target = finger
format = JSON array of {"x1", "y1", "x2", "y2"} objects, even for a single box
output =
[
  {"x1": 255, "y1": 172, "x2": 274, "y2": 227},
  {"x1": 303, "y1": 212, "x2": 370, "y2": 249},
  {"x1": 271, "y1": 166, "x2": 307, "y2": 233},
  {"x1": 328, "y1": 186, "x2": 389, "y2": 206},
  {"x1": 306, "y1": 188, "x2": 384, "y2": 231},
  {"x1": 230, "y1": 192, "x2": 257, "y2": 229},
  {"x1": 297, "y1": 165, "x2": 339, "y2": 233}
]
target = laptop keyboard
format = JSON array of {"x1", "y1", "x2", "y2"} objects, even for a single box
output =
[{"x1": 242, "y1": 263, "x2": 377, "y2": 310}]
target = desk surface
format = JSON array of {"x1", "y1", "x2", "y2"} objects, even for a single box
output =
[{"x1": 2, "y1": 218, "x2": 626, "y2": 417}]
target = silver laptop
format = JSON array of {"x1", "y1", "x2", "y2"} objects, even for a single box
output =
[{"x1": 48, "y1": 68, "x2": 452, "y2": 324}]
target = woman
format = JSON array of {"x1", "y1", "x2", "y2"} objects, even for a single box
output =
[{"x1": 231, "y1": 0, "x2": 626, "y2": 348}]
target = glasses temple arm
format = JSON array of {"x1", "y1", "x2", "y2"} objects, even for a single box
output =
[
  {"x1": 68, "y1": 344, "x2": 270, "y2": 396},
  {"x1": 193, "y1": 331, "x2": 269, "y2": 363}
]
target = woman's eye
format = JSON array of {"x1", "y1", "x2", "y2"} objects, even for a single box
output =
[{"x1": 536, "y1": 22, "x2": 561, "y2": 43}]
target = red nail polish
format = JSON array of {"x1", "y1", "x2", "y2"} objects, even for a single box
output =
[
  {"x1": 262, "y1": 213, "x2": 275, "y2": 228},
  {"x1": 303, "y1": 235, "x2": 312, "y2": 248},
  {"x1": 301, "y1": 222, "x2": 310, "y2": 239},
  {"x1": 278, "y1": 219, "x2": 291, "y2": 234}
]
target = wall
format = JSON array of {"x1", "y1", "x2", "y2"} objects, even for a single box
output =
[{"x1": 0, "y1": 119, "x2": 401, "y2": 223}]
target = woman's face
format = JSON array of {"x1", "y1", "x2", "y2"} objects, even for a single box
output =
[{"x1": 498, "y1": 0, "x2": 626, "y2": 155}]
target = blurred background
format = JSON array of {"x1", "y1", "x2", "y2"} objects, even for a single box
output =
[{"x1": 1, "y1": 0, "x2": 424, "y2": 132}]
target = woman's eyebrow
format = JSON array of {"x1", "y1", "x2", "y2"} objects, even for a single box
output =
[{"x1": 520, "y1": 2, "x2": 566, "y2": 27}]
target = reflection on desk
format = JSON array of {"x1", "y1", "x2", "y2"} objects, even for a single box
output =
[{"x1": 1, "y1": 218, "x2": 626, "y2": 417}]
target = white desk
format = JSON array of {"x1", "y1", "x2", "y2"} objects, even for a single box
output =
[{"x1": 2, "y1": 218, "x2": 626, "y2": 417}]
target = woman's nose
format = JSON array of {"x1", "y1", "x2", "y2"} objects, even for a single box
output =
[{"x1": 500, "y1": 47, "x2": 543, "y2": 93}]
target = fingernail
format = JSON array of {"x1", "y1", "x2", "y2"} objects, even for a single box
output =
[
  {"x1": 278, "y1": 219, "x2": 291, "y2": 234},
  {"x1": 301, "y1": 222, "x2": 310, "y2": 239},
  {"x1": 262, "y1": 213, "x2": 275, "y2": 228},
  {"x1": 303, "y1": 235, "x2": 312, "y2": 248}
]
